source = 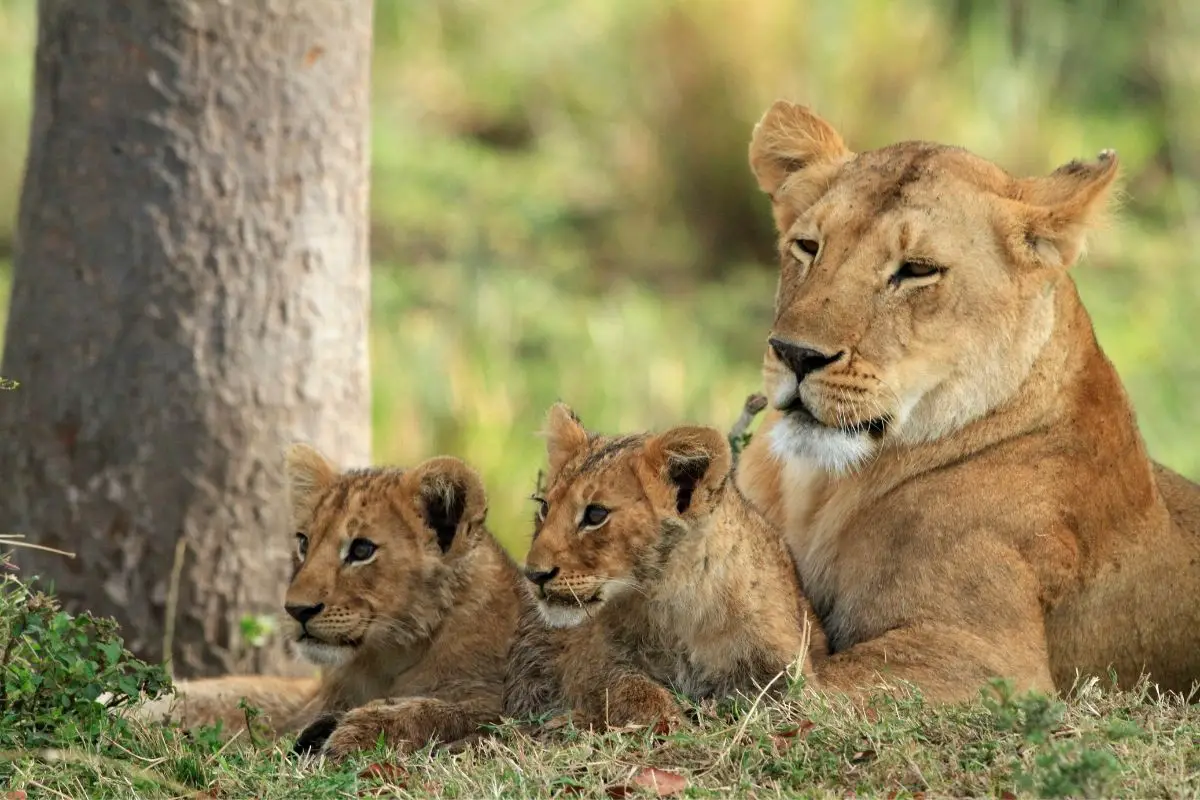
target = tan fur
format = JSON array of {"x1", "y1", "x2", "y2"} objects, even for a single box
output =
[
  {"x1": 736, "y1": 100, "x2": 1200, "y2": 703},
  {"x1": 502, "y1": 405, "x2": 828, "y2": 728},
  {"x1": 137, "y1": 447, "x2": 523, "y2": 758}
]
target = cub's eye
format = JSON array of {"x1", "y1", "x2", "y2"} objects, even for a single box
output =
[
  {"x1": 581, "y1": 504, "x2": 610, "y2": 528},
  {"x1": 788, "y1": 238, "x2": 820, "y2": 260},
  {"x1": 295, "y1": 533, "x2": 308, "y2": 558},
  {"x1": 531, "y1": 495, "x2": 549, "y2": 522},
  {"x1": 891, "y1": 260, "x2": 945, "y2": 285},
  {"x1": 346, "y1": 538, "x2": 377, "y2": 563}
]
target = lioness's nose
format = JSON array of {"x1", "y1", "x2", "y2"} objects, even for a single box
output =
[
  {"x1": 769, "y1": 338, "x2": 841, "y2": 382},
  {"x1": 285, "y1": 602, "x2": 324, "y2": 624},
  {"x1": 523, "y1": 566, "x2": 560, "y2": 587}
]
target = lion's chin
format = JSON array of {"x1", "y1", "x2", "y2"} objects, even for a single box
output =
[
  {"x1": 535, "y1": 597, "x2": 604, "y2": 629},
  {"x1": 768, "y1": 410, "x2": 878, "y2": 474},
  {"x1": 292, "y1": 636, "x2": 356, "y2": 667}
]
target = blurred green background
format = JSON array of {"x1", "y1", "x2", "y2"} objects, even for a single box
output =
[{"x1": 0, "y1": 0, "x2": 1197, "y2": 553}]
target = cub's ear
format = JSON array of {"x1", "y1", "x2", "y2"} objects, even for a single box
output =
[
  {"x1": 1011, "y1": 150, "x2": 1121, "y2": 268},
  {"x1": 542, "y1": 402, "x2": 588, "y2": 481},
  {"x1": 749, "y1": 100, "x2": 852, "y2": 232},
  {"x1": 284, "y1": 443, "x2": 338, "y2": 524},
  {"x1": 404, "y1": 456, "x2": 488, "y2": 553},
  {"x1": 639, "y1": 426, "x2": 732, "y2": 518}
]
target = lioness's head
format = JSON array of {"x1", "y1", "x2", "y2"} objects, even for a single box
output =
[
  {"x1": 520, "y1": 404, "x2": 732, "y2": 628},
  {"x1": 748, "y1": 100, "x2": 1120, "y2": 473},
  {"x1": 282, "y1": 444, "x2": 489, "y2": 665}
]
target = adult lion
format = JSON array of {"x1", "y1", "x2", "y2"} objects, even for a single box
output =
[{"x1": 736, "y1": 100, "x2": 1200, "y2": 703}]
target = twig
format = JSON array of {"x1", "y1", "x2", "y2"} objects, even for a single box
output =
[
  {"x1": 0, "y1": 535, "x2": 76, "y2": 559},
  {"x1": 727, "y1": 393, "x2": 768, "y2": 466}
]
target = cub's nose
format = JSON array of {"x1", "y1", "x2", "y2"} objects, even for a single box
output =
[
  {"x1": 523, "y1": 566, "x2": 560, "y2": 587},
  {"x1": 768, "y1": 337, "x2": 841, "y2": 382},
  {"x1": 285, "y1": 602, "x2": 325, "y2": 625}
]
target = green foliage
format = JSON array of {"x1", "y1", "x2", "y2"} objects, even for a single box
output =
[
  {"x1": 0, "y1": 553, "x2": 171, "y2": 753},
  {"x1": 982, "y1": 679, "x2": 1135, "y2": 798}
]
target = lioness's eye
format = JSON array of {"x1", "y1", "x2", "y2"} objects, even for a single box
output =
[
  {"x1": 891, "y1": 260, "x2": 944, "y2": 285},
  {"x1": 789, "y1": 238, "x2": 819, "y2": 260},
  {"x1": 346, "y1": 538, "x2": 377, "y2": 563},
  {"x1": 531, "y1": 495, "x2": 549, "y2": 522},
  {"x1": 295, "y1": 533, "x2": 308, "y2": 558},
  {"x1": 581, "y1": 504, "x2": 610, "y2": 528}
]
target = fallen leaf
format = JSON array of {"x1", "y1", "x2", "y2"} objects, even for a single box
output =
[
  {"x1": 913, "y1": 793, "x2": 926, "y2": 800},
  {"x1": 357, "y1": 762, "x2": 407, "y2": 783},
  {"x1": 850, "y1": 749, "x2": 877, "y2": 764},
  {"x1": 777, "y1": 719, "x2": 816, "y2": 738},
  {"x1": 631, "y1": 767, "x2": 688, "y2": 796},
  {"x1": 1000, "y1": 793, "x2": 1017, "y2": 800},
  {"x1": 6, "y1": 792, "x2": 27, "y2": 800},
  {"x1": 605, "y1": 786, "x2": 633, "y2": 799}
]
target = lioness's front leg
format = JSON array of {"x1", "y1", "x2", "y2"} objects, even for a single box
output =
[
  {"x1": 299, "y1": 696, "x2": 498, "y2": 760},
  {"x1": 813, "y1": 620, "x2": 1056, "y2": 704}
]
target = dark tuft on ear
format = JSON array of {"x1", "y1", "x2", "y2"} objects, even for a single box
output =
[
  {"x1": 666, "y1": 453, "x2": 711, "y2": 514},
  {"x1": 641, "y1": 426, "x2": 733, "y2": 518},
  {"x1": 404, "y1": 456, "x2": 488, "y2": 554},
  {"x1": 421, "y1": 481, "x2": 468, "y2": 553}
]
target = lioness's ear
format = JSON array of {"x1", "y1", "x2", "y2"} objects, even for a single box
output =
[
  {"x1": 543, "y1": 402, "x2": 588, "y2": 480},
  {"x1": 284, "y1": 443, "x2": 338, "y2": 524},
  {"x1": 749, "y1": 100, "x2": 851, "y2": 232},
  {"x1": 640, "y1": 426, "x2": 732, "y2": 517},
  {"x1": 1012, "y1": 150, "x2": 1120, "y2": 268},
  {"x1": 405, "y1": 456, "x2": 488, "y2": 553}
]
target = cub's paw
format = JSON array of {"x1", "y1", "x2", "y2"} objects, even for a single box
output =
[
  {"x1": 293, "y1": 712, "x2": 343, "y2": 756},
  {"x1": 320, "y1": 699, "x2": 443, "y2": 761},
  {"x1": 602, "y1": 675, "x2": 685, "y2": 733}
]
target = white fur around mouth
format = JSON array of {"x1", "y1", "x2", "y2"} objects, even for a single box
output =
[
  {"x1": 769, "y1": 411, "x2": 876, "y2": 474},
  {"x1": 293, "y1": 637, "x2": 354, "y2": 667},
  {"x1": 535, "y1": 598, "x2": 598, "y2": 629}
]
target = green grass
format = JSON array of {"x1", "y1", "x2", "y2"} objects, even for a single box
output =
[{"x1": 3, "y1": 548, "x2": 1198, "y2": 798}]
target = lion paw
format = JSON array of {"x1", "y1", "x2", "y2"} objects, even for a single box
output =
[
  {"x1": 293, "y1": 712, "x2": 342, "y2": 756},
  {"x1": 318, "y1": 699, "x2": 445, "y2": 760}
]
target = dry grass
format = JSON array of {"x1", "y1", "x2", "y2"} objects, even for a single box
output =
[{"x1": 3, "y1": 674, "x2": 1197, "y2": 799}]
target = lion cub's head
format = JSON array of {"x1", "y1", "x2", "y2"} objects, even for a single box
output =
[
  {"x1": 281, "y1": 445, "x2": 489, "y2": 666},
  {"x1": 520, "y1": 404, "x2": 732, "y2": 628},
  {"x1": 748, "y1": 100, "x2": 1120, "y2": 473}
]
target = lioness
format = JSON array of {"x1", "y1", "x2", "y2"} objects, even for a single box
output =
[
  {"x1": 502, "y1": 404, "x2": 828, "y2": 728},
  {"x1": 138, "y1": 445, "x2": 523, "y2": 758},
  {"x1": 736, "y1": 100, "x2": 1200, "y2": 702}
]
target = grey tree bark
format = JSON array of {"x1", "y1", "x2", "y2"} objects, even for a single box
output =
[{"x1": 0, "y1": 0, "x2": 373, "y2": 678}]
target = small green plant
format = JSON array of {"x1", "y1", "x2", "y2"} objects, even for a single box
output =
[
  {"x1": 0, "y1": 375, "x2": 17, "y2": 390},
  {"x1": 982, "y1": 679, "x2": 1122, "y2": 798},
  {"x1": 0, "y1": 552, "x2": 172, "y2": 752}
]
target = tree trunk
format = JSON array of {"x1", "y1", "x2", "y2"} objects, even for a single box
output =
[{"x1": 0, "y1": 0, "x2": 373, "y2": 679}]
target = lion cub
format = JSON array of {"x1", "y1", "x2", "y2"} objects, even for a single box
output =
[
  {"x1": 502, "y1": 404, "x2": 827, "y2": 728},
  {"x1": 139, "y1": 445, "x2": 524, "y2": 759}
]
